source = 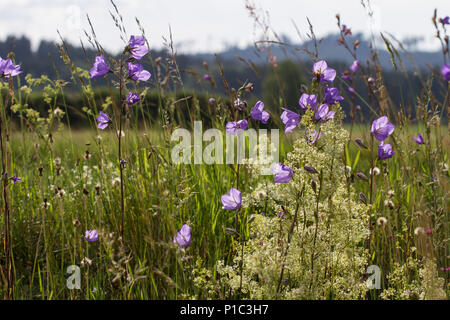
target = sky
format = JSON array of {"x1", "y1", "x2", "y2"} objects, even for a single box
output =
[{"x1": 0, "y1": 0, "x2": 449, "y2": 54}]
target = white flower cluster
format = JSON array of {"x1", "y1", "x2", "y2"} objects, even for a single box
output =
[{"x1": 217, "y1": 115, "x2": 371, "y2": 299}]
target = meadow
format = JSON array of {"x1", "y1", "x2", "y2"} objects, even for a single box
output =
[{"x1": 0, "y1": 1, "x2": 448, "y2": 300}]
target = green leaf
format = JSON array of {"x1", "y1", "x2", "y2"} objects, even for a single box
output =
[
  {"x1": 352, "y1": 150, "x2": 361, "y2": 170},
  {"x1": 345, "y1": 145, "x2": 351, "y2": 168}
]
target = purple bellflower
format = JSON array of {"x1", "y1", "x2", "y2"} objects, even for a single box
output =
[
  {"x1": 272, "y1": 163, "x2": 293, "y2": 183},
  {"x1": 96, "y1": 112, "x2": 110, "y2": 130},
  {"x1": 128, "y1": 35, "x2": 149, "y2": 60},
  {"x1": 341, "y1": 72, "x2": 352, "y2": 81},
  {"x1": 315, "y1": 104, "x2": 335, "y2": 122},
  {"x1": 413, "y1": 133, "x2": 424, "y2": 145},
  {"x1": 324, "y1": 86, "x2": 344, "y2": 105},
  {"x1": 89, "y1": 54, "x2": 110, "y2": 79},
  {"x1": 442, "y1": 16, "x2": 450, "y2": 25},
  {"x1": 128, "y1": 62, "x2": 151, "y2": 81},
  {"x1": 313, "y1": 60, "x2": 336, "y2": 82},
  {"x1": 306, "y1": 129, "x2": 322, "y2": 145},
  {"x1": 221, "y1": 187, "x2": 242, "y2": 210},
  {"x1": 226, "y1": 119, "x2": 248, "y2": 135},
  {"x1": 234, "y1": 98, "x2": 247, "y2": 110},
  {"x1": 350, "y1": 60, "x2": 361, "y2": 73},
  {"x1": 371, "y1": 116, "x2": 395, "y2": 141},
  {"x1": 280, "y1": 108, "x2": 300, "y2": 133},
  {"x1": 250, "y1": 101, "x2": 270, "y2": 124},
  {"x1": 173, "y1": 224, "x2": 192, "y2": 247},
  {"x1": 441, "y1": 64, "x2": 450, "y2": 81},
  {"x1": 299, "y1": 93, "x2": 317, "y2": 111},
  {"x1": 126, "y1": 92, "x2": 140, "y2": 105},
  {"x1": 85, "y1": 230, "x2": 98, "y2": 242},
  {"x1": 11, "y1": 176, "x2": 22, "y2": 185},
  {"x1": 0, "y1": 58, "x2": 22, "y2": 77},
  {"x1": 378, "y1": 142, "x2": 395, "y2": 160}
]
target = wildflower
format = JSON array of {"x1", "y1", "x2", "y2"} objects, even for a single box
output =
[
  {"x1": 280, "y1": 108, "x2": 300, "y2": 133},
  {"x1": 348, "y1": 87, "x2": 355, "y2": 95},
  {"x1": 272, "y1": 163, "x2": 293, "y2": 183},
  {"x1": 350, "y1": 60, "x2": 361, "y2": 73},
  {"x1": 11, "y1": 176, "x2": 22, "y2": 185},
  {"x1": 126, "y1": 92, "x2": 140, "y2": 105},
  {"x1": 112, "y1": 177, "x2": 121, "y2": 187},
  {"x1": 425, "y1": 228, "x2": 433, "y2": 234},
  {"x1": 203, "y1": 74, "x2": 211, "y2": 80},
  {"x1": 89, "y1": 54, "x2": 110, "y2": 79},
  {"x1": 371, "y1": 116, "x2": 395, "y2": 141},
  {"x1": 369, "y1": 167, "x2": 380, "y2": 176},
  {"x1": 441, "y1": 16, "x2": 450, "y2": 25},
  {"x1": 42, "y1": 199, "x2": 50, "y2": 209},
  {"x1": 341, "y1": 24, "x2": 352, "y2": 35},
  {"x1": 256, "y1": 190, "x2": 266, "y2": 199},
  {"x1": 57, "y1": 188, "x2": 66, "y2": 197},
  {"x1": 324, "y1": 86, "x2": 344, "y2": 105},
  {"x1": 233, "y1": 98, "x2": 247, "y2": 110},
  {"x1": 440, "y1": 64, "x2": 450, "y2": 81},
  {"x1": 413, "y1": 133, "x2": 424, "y2": 145},
  {"x1": 85, "y1": 230, "x2": 98, "y2": 242},
  {"x1": 0, "y1": 57, "x2": 22, "y2": 77},
  {"x1": 221, "y1": 187, "x2": 242, "y2": 210},
  {"x1": 173, "y1": 224, "x2": 192, "y2": 247},
  {"x1": 225, "y1": 228, "x2": 237, "y2": 235},
  {"x1": 315, "y1": 104, "x2": 335, "y2": 122},
  {"x1": 243, "y1": 82, "x2": 254, "y2": 92},
  {"x1": 306, "y1": 129, "x2": 321, "y2": 144},
  {"x1": 377, "y1": 217, "x2": 388, "y2": 226},
  {"x1": 54, "y1": 157, "x2": 61, "y2": 166},
  {"x1": 73, "y1": 218, "x2": 81, "y2": 227},
  {"x1": 208, "y1": 98, "x2": 215, "y2": 105},
  {"x1": 128, "y1": 62, "x2": 151, "y2": 81},
  {"x1": 299, "y1": 93, "x2": 317, "y2": 110},
  {"x1": 358, "y1": 192, "x2": 367, "y2": 204},
  {"x1": 128, "y1": 35, "x2": 149, "y2": 60},
  {"x1": 414, "y1": 227, "x2": 425, "y2": 236},
  {"x1": 96, "y1": 112, "x2": 110, "y2": 130},
  {"x1": 312, "y1": 60, "x2": 336, "y2": 82},
  {"x1": 378, "y1": 142, "x2": 395, "y2": 160},
  {"x1": 225, "y1": 119, "x2": 248, "y2": 135},
  {"x1": 384, "y1": 199, "x2": 395, "y2": 209},
  {"x1": 81, "y1": 257, "x2": 93, "y2": 266},
  {"x1": 354, "y1": 138, "x2": 368, "y2": 149},
  {"x1": 303, "y1": 165, "x2": 318, "y2": 174},
  {"x1": 250, "y1": 101, "x2": 270, "y2": 124},
  {"x1": 367, "y1": 77, "x2": 375, "y2": 83},
  {"x1": 277, "y1": 212, "x2": 285, "y2": 218},
  {"x1": 356, "y1": 172, "x2": 369, "y2": 181},
  {"x1": 53, "y1": 107, "x2": 65, "y2": 119},
  {"x1": 341, "y1": 71, "x2": 352, "y2": 81}
]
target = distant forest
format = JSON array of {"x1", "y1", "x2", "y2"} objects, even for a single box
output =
[{"x1": 0, "y1": 34, "x2": 447, "y2": 124}]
